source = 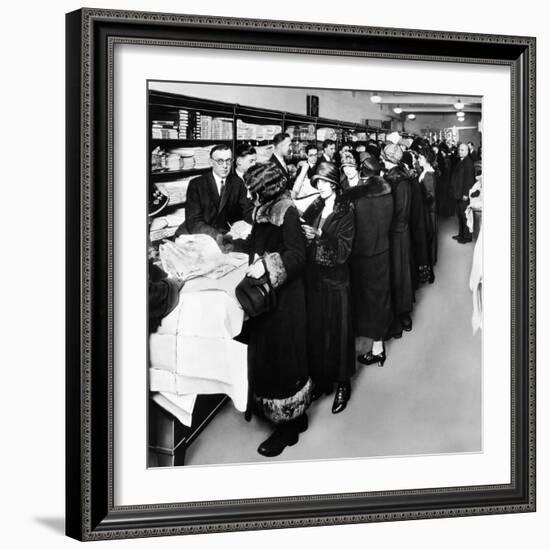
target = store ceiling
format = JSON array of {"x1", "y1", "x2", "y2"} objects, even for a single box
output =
[{"x1": 372, "y1": 92, "x2": 482, "y2": 114}]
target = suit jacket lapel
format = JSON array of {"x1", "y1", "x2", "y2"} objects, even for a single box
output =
[{"x1": 206, "y1": 171, "x2": 220, "y2": 206}]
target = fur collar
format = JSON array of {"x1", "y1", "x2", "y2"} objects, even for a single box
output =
[
  {"x1": 384, "y1": 164, "x2": 412, "y2": 184},
  {"x1": 342, "y1": 176, "x2": 392, "y2": 200},
  {"x1": 253, "y1": 192, "x2": 295, "y2": 226},
  {"x1": 302, "y1": 193, "x2": 354, "y2": 226}
]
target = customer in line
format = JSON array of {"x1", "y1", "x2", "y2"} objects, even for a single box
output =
[
  {"x1": 301, "y1": 161, "x2": 356, "y2": 414},
  {"x1": 450, "y1": 142, "x2": 476, "y2": 244},
  {"x1": 347, "y1": 155, "x2": 394, "y2": 367},
  {"x1": 382, "y1": 143, "x2": 414, "y2": 339},
  {"x1": 241, "y1": 162, "x2": 311, "y2": 457}
]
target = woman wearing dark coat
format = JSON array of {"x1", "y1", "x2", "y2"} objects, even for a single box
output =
[
  {"x1": 240, "y1": 162, "x2": 312, "y2": 457},
  {"x1": 301, "y1": 161, "x2": 356, "y2": 414},
  {"x1": 346, "y1": 156, "x2": 394, "y2": 368},
  {"x1": 381, "y1": 144, "x2": 414, "y2": 339},
  {"x1": 402, "y1": 151, "x2": 429, "y2": 292},
  {"x1": 418, "y1": 148, "x2": 438, "y2": 278}
]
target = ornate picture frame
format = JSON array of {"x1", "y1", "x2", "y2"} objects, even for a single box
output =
[{"x1": 65, "y1": 8, "x2": 536, "y2": 541}]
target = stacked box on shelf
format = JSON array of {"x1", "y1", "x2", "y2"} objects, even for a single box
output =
[
  {"x1": 152, "y1": 120, "x2": 178, "y2": 139},
  {"x1": 178, "y1": 110, "x2": 189, "y2": 140}
]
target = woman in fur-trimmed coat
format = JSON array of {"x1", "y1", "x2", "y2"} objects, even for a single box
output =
[
  {"x1": 302, "y1": 161, "x2": 356, "y2": 415},
  {"x1": 240, "y1": 162, "x2": 312, "y2": 458}
]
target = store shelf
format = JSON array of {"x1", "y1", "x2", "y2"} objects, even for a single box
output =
[{"x1": 151, "y1": 139, "x2": 232, "y2": 148}]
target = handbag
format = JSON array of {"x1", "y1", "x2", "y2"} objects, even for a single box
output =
[{"x1": 235, "y1": 257, "x2": 277, "y2": 318}]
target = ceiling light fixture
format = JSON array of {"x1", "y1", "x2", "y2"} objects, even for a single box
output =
[
  {"x1": 393, "y1": 106, "x2": 403, "y2": 114},
  {"x1": 454, "y1": 99, "x2": 465, "y2": 110},
  {"x1": 407, "y1": 113, "x2": 416, "y2": 120},
  {"x1": 370, "y1": 93, "x2": 382, "y2": 103},
  {"x1": 456, "y1": 111, "x2": 465, "y2": 117}
]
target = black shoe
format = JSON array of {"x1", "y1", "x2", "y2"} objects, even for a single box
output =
[
  {"x1": 257, "y1": 423, "x2": 300, "y2": 457},
  {"x1": 458, "y1": 236, "x2": 472, "y2": 244},
  {"x1": 400, "y1": 313, "x2": 412, "y2": 332},
  {"x1": 358, "y1": 345, "x2": 386, "y2": 367},
  {"x1": 332, "y1": 383, "x2": 351, "y2": 414},
  {"x1": 428, "y1": 268, "x2": 435, "y2": 284},
  {"x1": 452, "y1": 235, "x2": 461, "y2": 240}
]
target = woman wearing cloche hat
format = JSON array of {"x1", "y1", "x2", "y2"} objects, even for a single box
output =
[{"x1": 301, "y1": 161, "x2": 356, "y2": 414}]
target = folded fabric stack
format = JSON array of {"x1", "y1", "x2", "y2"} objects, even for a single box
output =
[
  {"x1": 236, "y1": 119, "x2": 282, "y2": 141},
  {"x1": 156, "y1": 178, "x2": 191, "y2": 205},
  {"x1": 159, "y1": 234, "x2": 248, "y2": 281},
  {"x1": 169, "y1": 146, "x2": 214, "y2": 170},
  {"x1": 149, "y1": 264, "x2": 249, "y2": 427}
]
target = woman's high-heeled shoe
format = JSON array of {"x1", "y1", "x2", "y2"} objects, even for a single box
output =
[{"x1": 358, "y1": 344, "x2": 386, "y2": 367}]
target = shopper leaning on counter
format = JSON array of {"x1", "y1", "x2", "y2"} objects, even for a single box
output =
[
  {"x1": 301, "y1": 161, "x2": 356, "y2": 414},
  {"x1": 240, "y1": 162, "x2": 312, "y2": 457},
  {"x1": 175, "y1": 144, "x2": 253, "y2": 242}
]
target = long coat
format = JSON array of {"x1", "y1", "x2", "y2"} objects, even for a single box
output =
[
  {"x1": 176, "y1": 171, "x2": 253, "y2": 239},
  {"x1": 385, "y1": 164, "x2": 414, "y2": 334},
  {"x1": 419, "y1": 170, "x2": 438, "y2": 266},
  {"x1": 345, "y1": 176, "x2": 394, "y2": 340},
  {"x1": 408, "y1": 171, "x2": 429, "y2": 290},
  {"x1": 244, "y1": 196, "x2": 309, "y2": 410},
  {"x1": 450, "y1": 155, "x2": 476, "y2": 200},
  {"x1": 436, "y1": 153, "x2": 454, "y2": 217},
  {"x1": 302, "y1": 195, "x2": 356, "y2": 391}
]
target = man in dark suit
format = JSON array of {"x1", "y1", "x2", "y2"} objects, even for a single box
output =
[
  {"x1": 175, "y1": 144, "x2": 253, "y2": 241},
  {"x1": 450, "y1": 142, "x2": 476, "y2": 243},
  {"x1": 468, "y1": 141, "x2": 479, "y2": 162},
  {"x1": 234, "y1": 144, "x2": 257, "y2": 187},
  {"x1": 269, "y1": 132, "x2": 293, "y2": 188},
  {"x1": 317, "y1": 139, "x2": 337, "y2": 167}
]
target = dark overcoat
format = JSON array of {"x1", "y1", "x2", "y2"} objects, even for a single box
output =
[
  {"x1": 244, "y1": 197, "x2": 309, "y2": 402},
  {"x1": 345, "y1": 176, "x2": 394, "y2": 340},
  {"x1": 419, "y1": 170, "x2": 438, "y2": 266},
  {"x1": 409, "y1": 171, "x2": 429, "y2": 290},
  {"x1": 385, "y1": 164, "x2": 414, "y2": 318},
  {"x1": 450, "y1": 155, "x2": 476, "y2": 200},
  {"x1": 302, "y1": 195, "x2": 356, "y2": 391}
]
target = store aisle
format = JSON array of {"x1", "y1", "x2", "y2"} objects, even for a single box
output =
[{"x1": 183, "y1": 216, "x2": 482, "y2": 466}]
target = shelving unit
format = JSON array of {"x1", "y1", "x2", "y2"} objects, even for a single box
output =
[
  {"x1": 148, "y1": 90, "x2": 403, "y2": 187},
  {"x1": 147, "y1": 89, "x2": 415, "y2": 466}
]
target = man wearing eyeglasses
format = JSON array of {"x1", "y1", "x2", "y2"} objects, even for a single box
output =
[{"x1": 176, "y1": 144, "x2": 252, "y2": 241}]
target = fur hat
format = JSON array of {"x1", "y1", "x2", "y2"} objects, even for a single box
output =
[
  {"x1": 311, "y1": 161, "x2": 340, "y2": 188},
  {"x1": 244, "y1": 162, "x2": 287, "y2": 204},
  {"x1": 359, "y1": 155, "x2": 383, "y2": 178},
  {"x1": 382, "y1": 143, "x2": 404, "y2": 164}
]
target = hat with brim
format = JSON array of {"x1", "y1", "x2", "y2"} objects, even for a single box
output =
[{"x1": 311, "y1": 161, "x2": 340, "y2": 188}]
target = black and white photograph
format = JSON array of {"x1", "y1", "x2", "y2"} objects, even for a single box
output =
[{"x1": 147, "y1": 81, "x2": 484, "y2": 467}]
